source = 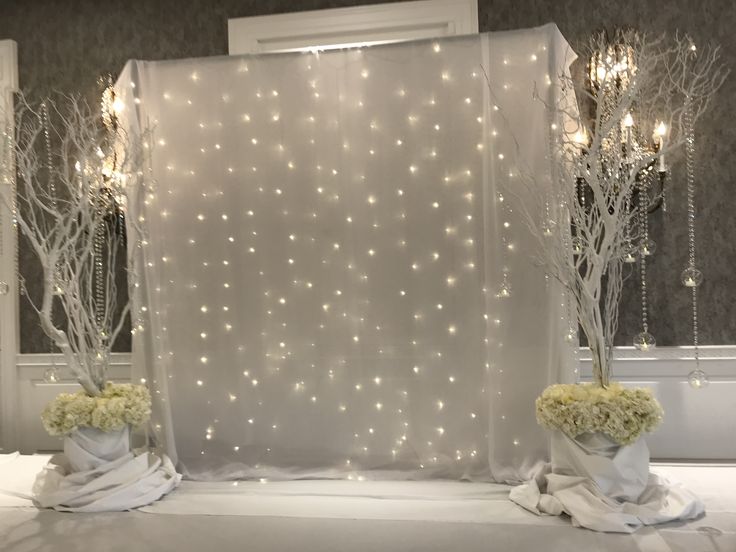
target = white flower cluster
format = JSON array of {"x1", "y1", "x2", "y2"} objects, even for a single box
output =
[
  {"x1": 41, "y1": 383, "x2": 152, "y2": 436},
  {"x1": 536, "y1": 382, "x2": 663, "y2": 445}
]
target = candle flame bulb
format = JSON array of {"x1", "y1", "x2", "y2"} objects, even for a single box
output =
[
  {"x1": 596, "y1": 65, "x2": 607, "y2": 82},
  {"x1": 654, "y1": 121, "x2": 667, "y2": 172},
  {"x1": 573, "y1": 128, "x2": 588, "y2": 145}
]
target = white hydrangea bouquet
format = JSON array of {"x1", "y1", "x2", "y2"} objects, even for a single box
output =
[
  {"x1": 41, "y1": 383, "x2": 152, "y2": 437},
  {"x1": 528, "y1": 381, "x2": 665, "y2": 507},
  {"x1": 536, "y1": 382, "x2": 663, "y2": 446}
]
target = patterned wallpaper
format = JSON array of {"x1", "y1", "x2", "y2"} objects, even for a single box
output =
[{"x1": 0, "y1": 0, "x2": 732, "y2": 351}]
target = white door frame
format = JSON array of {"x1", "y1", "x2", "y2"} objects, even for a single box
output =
[
  {"x1": 0, "y1": 39, "x2": 19, "y2": 453},
  {"x1": 228, "y1": 0, "x2": 479, "y2": 54}
]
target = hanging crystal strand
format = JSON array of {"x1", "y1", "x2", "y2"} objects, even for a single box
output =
[
  {"x1": 683, "y1": 104, "x2": 708, "y2": 387},
  {"x1": 0, "y1": 122, "x2": 13, "y2": 297},
  {"x1": 0, "y1": 129, "x2": 5, "y2": 295},
  {"x1": 95, "y1": 125, "x2": 109, "y2": 384},
  {"x1": 569, "y1": 176, "x2": 584, "y2": 255},
  {"x1": 10, "y1": 124, "x2": 19, "y2": 300},
  {"x1": 542, "y1": 197, "x2": 554, "y2": 237},
  {"x1": 93, "y1": 201, "x2": 108, "y2": 387},
  {"x1": 41, "y1": 103, "x2": 62, "y2": 383},
  {"x1": 622, "y1": 186, "x2": 636, "y2": 263},
  {"x1": 633, "y1": 175, "x2": 655, "y2": 351},
  {"x1": 497, "y1": 144, "x2": 513, "y2": 298},
  {"x1": 41, "y1": 103, "x2": 63, "y2": 298},
  {"x1": 94, "y1": 77, "x2": 122, "y2": 386},
  {"x1": 497, "y1": 205, "x2": 511, "y2": 299},
  {"x1": 660, "y1": 171, "x2": 668, "y2": 213},
  {"x1": 95, "y1": 202, "x2": 106, "y2": 330}
]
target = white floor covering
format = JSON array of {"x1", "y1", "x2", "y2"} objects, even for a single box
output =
[{"x1": 1, "y1": 453, "x2": 735, "y2": 552}]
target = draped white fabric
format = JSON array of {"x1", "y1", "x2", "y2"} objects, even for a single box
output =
[
  {"x1": 118, "y1": 24, "x2": 577, "y2": 482},
  {"x1": 510, "y1": 431, "x2": 705, "y2": 532},
  {"x1": 32, "y1": 426, "x2": 181, "y2": 512}
]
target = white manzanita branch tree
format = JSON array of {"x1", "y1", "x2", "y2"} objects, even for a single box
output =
[
  {"x1": 524, "y1": 31, "x2": 726, "y2": 386},
  {"x1": 1, "y1": 94, "x2": 144, "y2": 396}
]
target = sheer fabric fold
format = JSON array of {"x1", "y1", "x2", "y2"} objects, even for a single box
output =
[{"x1": 118, "y1": 24, "x2": 577, "y2": 482}]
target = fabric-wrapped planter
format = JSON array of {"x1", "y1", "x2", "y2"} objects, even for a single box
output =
[
  {"x1": 510, "y1": 430, "x2": 705, "y2": 532},
  {"x1": 33, "y1": 425, "x2": 180, "y2": 512}
]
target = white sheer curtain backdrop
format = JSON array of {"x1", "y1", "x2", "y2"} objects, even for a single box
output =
[{"x1": 117, "y1": 23, "x2": 577, "y2": 483}]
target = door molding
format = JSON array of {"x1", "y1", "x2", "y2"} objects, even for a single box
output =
[
  {"x1": 0, "y1": 39, "x2": 18, "y2": 453},
  {"x1": 228, "y1": 0, "x2": 479, "y2": 54}
]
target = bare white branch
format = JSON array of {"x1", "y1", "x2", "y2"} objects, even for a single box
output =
[
  {"x1": 516, "y1": 31, "x2": 727, "y2": 386},
  {"x1": 0, "y1": 94, "x2": 146, "y2": 395}
]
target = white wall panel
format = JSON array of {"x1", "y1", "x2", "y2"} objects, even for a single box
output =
[{"x1": 580, "y1": 346, "x2": 736, "y2": 460}]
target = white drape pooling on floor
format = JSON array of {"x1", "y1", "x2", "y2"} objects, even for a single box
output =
[
  {"x1": 510, "y1": 431, "x2": 705, "y2": 532},
  {"x1": 32, "y1": 426, "x2": 181, "y2": 512},
  {"x1": 117, "y1": 24, "x2": 577, "y2": 483}
]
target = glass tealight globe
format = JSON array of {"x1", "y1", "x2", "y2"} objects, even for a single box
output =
[
  {"x1": 633, "y1": 331, "x2": 656, "y2": 351},
  {"x1": 681, "y1": 267, "x2": 703, "y2": 288},
  {"x1": 688, "y1": 368, "x2": 709, "y2": 389},
  {"x1": 621, "y1": 243, "x2": 637, "y2": 263},
  {"x1": 542, "y1": 219, "x2": 557, "y2": 237},
  {"x1": 571, "y1": 237, "x2": 583, "y2": 254},
  {"x1": 497, "y1": 282, "x2": 511, "y2": 298},
  {"x1": 639, "y1": 238, "x2": 656, "y2": 256},
  {"x1": 0, "y1": 281, "x2": 8, "y2": 295},
  {"x1": 43, "y1": 367, "x2": 59, "y2": 383}
]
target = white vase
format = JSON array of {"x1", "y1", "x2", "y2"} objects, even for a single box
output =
[
  {"x1": 64, "y1": 425, "x2": 131, "y2": 473},
  {"x1": 550, "y1": 429, "x2": 649, "y2": 502}
]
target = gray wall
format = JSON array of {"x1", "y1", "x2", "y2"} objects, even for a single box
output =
[{"x1": 1, "y1": 0, "x2": 733, "y2": 352}]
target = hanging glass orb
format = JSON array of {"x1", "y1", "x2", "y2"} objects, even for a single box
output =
[
  {"x1": 94, "y1": 351, "x2": 109, "y2": 373},
  {"x1": 639, "y1": 238, "x2": 656, "y2": 256},
  {"x1": 497, "y1": 281, "x2": 511, "y2": 298},
  {"x1": 571, "y1": 237, "x2": 583, "y2": 254},
  {"x1": 681, "y1": 266, "x2": 703, "y2": 288},
  {"x1": 688, "y1": 368, "x2": 709, "y2": 389},
  {"x1": 0, "y1": 281, "x2": 9, "y2": 295},
  {"x1": 43, "y1": 367, "x2": 60, "y2": 383},
  {"x1": 542, "y1": 219, "x2": 557, "y2": 237},
  {"x1": 564, "y1": 329, "x2": 578, "y2": 343},
  {"x1": 621, "y1": 243, "x2": 637, "y2": 263},
  {"x1": 633, "y1": 331, "x2": 656, "y2": 351}
]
